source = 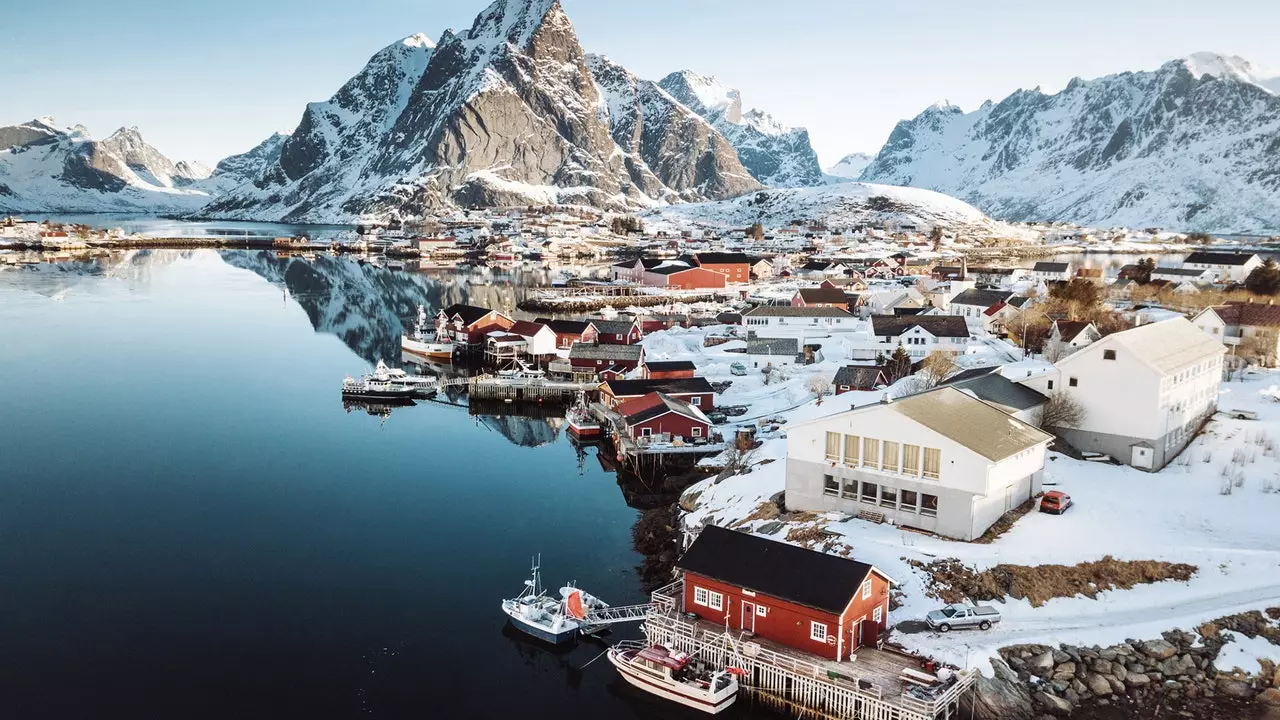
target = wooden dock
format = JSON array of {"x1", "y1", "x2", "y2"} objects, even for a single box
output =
[
  {"x1": 458, "y1": 375, "x2": 599, "y2": 403},
  {"x1": 645, "y1": 581, "x2": 974, "y2": 720}
]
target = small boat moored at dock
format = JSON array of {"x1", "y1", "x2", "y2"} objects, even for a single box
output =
[
  {"x1": 500, "y1": 558, "x2": 608, "y2": 644},
  {"x1": 607, "y1": 641, "x2": 739, "y2": 714},
  {"x1": 341, "y1": 375, "x2": 417, "y2": 402},
  {"x1": 401, "y1": 305, "x2": 454, "y2": 360}
]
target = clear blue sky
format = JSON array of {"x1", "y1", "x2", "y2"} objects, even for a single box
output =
[{"x1": 5, "y1": 0, "x2": 1279, "y2": 168}]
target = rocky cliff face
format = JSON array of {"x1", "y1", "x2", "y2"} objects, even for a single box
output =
[
  {"x1": 0, "y1": 118, "x2": 213, "y2": 213},
  {"x1": 586, "y1": 54, "x2": 760, "y2": 202},
  {"x1": 199, "y1": 132, "x2": 290, "y2": 195},
  {"x1": 659, "y1": 70, "x2": 824, "y2": 188},
  {"x1": 206, "y1": 0, "x2": 760, "y2": 223},
  {"x1": 859, "y1": 53, "x2": 1280, "y2": 233}
]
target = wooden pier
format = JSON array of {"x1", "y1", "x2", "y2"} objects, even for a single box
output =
[
  {"x1": 644, "y1": 581, "x2": 975, "y2": 720},
  {"x1": 456, "y1": 375, "x2": 599, "y2": 403}
]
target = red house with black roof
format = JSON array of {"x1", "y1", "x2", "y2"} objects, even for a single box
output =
[
  {"x1": 436, "y1": 304, "x2": 515, "y2": 348},
  {"x1": 642, "y1": 360, "x2": 696, "y2": 380},
  {"x1": 618, "y1": 392, "x2": 711, "y2": 443},
  {"x1": 535, "y1": 318, "x2": 599, "y2": 349},
  {"x1": 600, "y1": 376, "x2": 716, "y2": 411},
  {"x1": 676, "y1": 526, "x2": 895, "y2": 661}
]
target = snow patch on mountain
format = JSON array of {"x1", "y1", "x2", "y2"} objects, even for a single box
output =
[
  {"x1": 860, "y1": 52, "x2": 1280, "y2": 233},
  {"x1": 1182, "y1": 52, "x2": 1280, "y2": 95},
  {"x1": 824, "y1": 152, "x2": 874, "y2": 183}
]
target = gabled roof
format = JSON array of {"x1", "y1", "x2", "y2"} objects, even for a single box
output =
[
  {"x1": 536, "y1": 318, "x2": 596, "y2": 335},
  {"x1": 800, "y1": 261, "x2": 843, "y2": 272},
  {"x1": 1184, "y1": 252, "x2": 1259, "y2": 266},
  {"x1": 592, "y1": 319, "x2": 638, "y2": 335},
  {"x1": 603, "y1": 376, "x2": 714, "y2": 397},
  {"x1": 743, "y1": 306, "x2": 853, "y2": 318},
  {"x1": 620, "y1": 392, "x2": 711, "y2": 425},
  {"x1": 983, "y1": 301, "x2": 1009, "y2": 317},
  {"x1": 1052, "y1": 320, "x2": 1095, "y2": 342},
  {"x1": 951, "y1": 288, "x2": 1014, "y2": 308},
  {"x1": 441, "y1": 303, "x2": 498, "y2": 326},
  {"x1": 1204, "y1": 302, "x2": 1280, "y2": 328},
  {"x1": 869, "y1": 314, "x2": 970, "y2": 339},
  {"x1": 796, "y1": 287, "x2": 849, "y2": 304},
  {"x1": 890, "y1": 387, "x2": 1053, "y2": 461},
  {"x1": 833, "y1": 365, "x2": 889, "y2": 389},
  {"x1": 568, "y1": 343, "x2": 644, "y2": 362},
  {"x1": 1153, "y1": 266, "x2": 1211, "y2": 277},
  {"x1": 644, "y1": 360, "x2": 696, "y2": 372},
  {"x1": 677, "y1": 526, "x2": 880, "y2": 616},
  {"x1": 646, "y1": 263, "x2": 705, "y2": 276},
  {"x1": 693, "y1": 252, "x2": 751, "y2": 265},
  {"x1": 745, "y1": 337, "x2": 800, "y2": 356},
  {"x1": 1007, "y1": 296, "x2": 1034, "y2": 309},
  {"x1": 508, "y1": 320, "x2": 550, "y2": 338},
  {"x1": 944, "y1": 373, "x2": 1048, "y2": 414},
  {"x1": 1057, "y1": 317, "x2": 1224, "y2": 374},
  {"x1": 1033, "y1": 262, "x2": 1069, "y2": 272}
]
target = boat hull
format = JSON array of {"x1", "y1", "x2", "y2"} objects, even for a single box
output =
[
  {"x1": 568, "y1": 421, "x2": 601, "y2": 438},
  {"x1": 401, "y1": 335, "x2": 454, "y2": 359},
  {"x1": 608, "y1": 650, "x2": 738, "y2": 714},
  {"x1": 505, "y1": 614, "x2": 578, "y2": 644}
]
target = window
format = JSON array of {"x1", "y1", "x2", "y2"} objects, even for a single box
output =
[
  {"x1": 641, "y1": 428, "x2": 652, "y2": 437},
  {"x1": 861, "y1": 579, "x2": 872, "y2": 599},
  {"x1": 873, "y1": 606, "x2": 883, "y2": 623},
  {"x1": 810, "y1": 621, "x2": 828, "y2": 642},
  {"x1": 694, "y1": 586, "x2": 709, "y2": 606},
  {"x1": 824, "y1": 474, "x2": 840, "y2": 497},
  {"x1": 1103, "y1": 349, "x2": 1116, "y2": 360},
  {"x1": 825, "y1": 432, "x2": 841, "y2": 462},
  {"x1": 902, "y1": 444, "x2": 920, "y2": 475},
  {"x1": 900, "y1": 490, "x2": 918, "y2": 512},
  {"x1": 756, "y1": 604, "x2": 767, "y2": 617},
  {"x1": 882, "y1": 441, "x2": 900, "y2": 473},
  {"x1": 860, "y1": 481, "x2": 877, "y2": 503},
  {"x1": 920, "y1": 494, "x2": 939, "y2": 517},
  {"x1": 1069, "y1": 377, "x2": 1078, "y2": 387},
  {"x1": 691, "y1": 397, "x2": 701, "y2": 406},
  {"x1": 843, "y1": 434, "x2": 860, "y2": 465},
  {"x1": 862, "y1": 438, "x2": 880, "y2": 469},
  {"x1": 922, "y1": 448, "x2": 941, "y2": 479},
  {"x1": 692, "y1": 427, "x2": 702, "y2": 438},
  {"x1": 1047, "y1": 380, "x2": 1054, "y2": 390},
  {"x1": 880, "y1": 486, "x2": 897, "y2": 508}
]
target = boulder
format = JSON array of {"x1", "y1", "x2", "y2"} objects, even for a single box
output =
[
  {"x1": 1028, "y1": 650, "x2": 1056, "y2": 676},
  {"x1": 1217, "y1": 678, "x2": 1257, "y2": 700},
  {"x1": 1108, "y1": 676, "x2": 1126, "y2": 695},
  {"x1": 1086, "y1": 673, "x2": 1114, "y2": 696},
  {"x1": 1054, "y1": 661, "x2": 1077, "y2": 677},
  {"x1": 967, "y1": 658, "x2": 1035, "y2": 720},
  {"x1": 1113, "y1": 664, "x2": 1128, "y2": 682},
  {"x1": 1072, "y1": 678, "x2": 1088, "y2": 696},
  {"x1": 1126, "y1": 673, "x2": 1152, "y2": 687},
  {"x1": 1093, "y1": 659, "x2": 1113, "y2": 675},
  {"x1": 1273, "y1": 666, "x2": 1280, "y2": 689},
  {"x1": 1260, "y1": 687, "x2": 1280, "y2": 706},
  {"x1": 1053, "y1": 648, "x2": 1071, "y2": 664},
  {"x1": 1141, "y1": 639, "x2": 1178, "y2": 660},
  {"x1": 1034, "y1": 691, "x2": 1074, "y2": 717}
]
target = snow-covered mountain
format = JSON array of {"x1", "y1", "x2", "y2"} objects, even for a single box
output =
[
  {"x1": 824, "y1": 152, "x2": 874, "y2": 183},
  {"x1": 205, "y1": 1, "x2": 761, "y2": 223},
  {"x1": 658, "y1": 71, "x2": 823, "y2": 188},
  {"x1": 0, "y1": 118, "x2": 213, "y2": 213},
  {"x1": 645, "y1": 182, "x2": 1036, "y2": 239},
  {"x1": 198, "y1": 132, "x2": 290, "y2": 195},
  {"x1": 859, "y1": 52, "x2": 1280, "y2": 233}
]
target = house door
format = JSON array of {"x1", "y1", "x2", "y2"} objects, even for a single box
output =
[
  {"x1": 1004, "y1": 485, "x2": 1014, "y2": 512},
  {"x1": 741, "y1": 601, "x2": 756, "y2": 632}
]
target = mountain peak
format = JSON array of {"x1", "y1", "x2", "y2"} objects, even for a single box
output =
[
  {"x1": 467, "y1": 0, "x2": 563, "y2": 48},
  {"x1": 1180, "y1": 51, "x2": 1279, "y2": 94},
  {"x1": 400, "y1": 33, "x2": 436, "y2": 49}
]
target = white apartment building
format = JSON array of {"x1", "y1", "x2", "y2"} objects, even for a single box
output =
[
  {"x1": 1019, "y1": 318, "x2": 1225, "y2": 471},
  {"x1": 848, "y1": 315, "x2": 973, "y2": 362},
  {"x1": 786, "y1": 388, "x2": 1052, "y2": 541},
  {"x1": 740, "y1": 306, "x2": 856, "y2": 334},
  {"x1": 1181, "y1": 252, "x2": 1263, "y2": 284}
]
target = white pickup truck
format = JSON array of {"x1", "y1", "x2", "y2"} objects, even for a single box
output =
[{"x1": 925, "y1": 603, "x2": 1001, "y2": 632}]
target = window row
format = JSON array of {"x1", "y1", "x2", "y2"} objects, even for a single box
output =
[
  {"x1": 692, "y1": 586, "x2": 724, "y2": 612},
  {"x1": 825, "y1": 432, "x2": 940, "y2": 479},
  {"x1": 823, "y1": 475, "x2": 939, "y2": 517}
]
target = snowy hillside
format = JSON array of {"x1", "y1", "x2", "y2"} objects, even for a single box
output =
[
  {"x1": 824, "y1": 152, "x2": 874, "y2": 183},
  {"x1": 646, "y1": 182, "x2": 1036, "y2": 238},
  {"x1": 659, "y1": 71, "x2": 824, "y2": 188},
  {"x1": 859, "y1": 52, "x2": 1280, "y2": 234},
  {"x1": 0, "y1": 118, "x2": 213, "y2": 213},
  {"x1": 205, "y1": 1, "x2": 764, "y2": 223}
]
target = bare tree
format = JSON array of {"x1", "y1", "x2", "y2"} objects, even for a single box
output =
[
  {"x1": 1240, "y1": 330, "x2": 1279, "y2": 368},
  {"x1": 809, "y1": 374, "x2": 833, "y2": 405},
  {"x1": 918, "y1": 351, "x2": 959, "y2": 388},
  {"x1": 1038, "y1": 391, "x2": 1086, "y2": 429}
]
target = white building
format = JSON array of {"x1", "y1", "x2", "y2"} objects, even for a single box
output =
[
  {"x1": 1152, "y1": 266, "x2": 1214, "y2": 284},
  {"x1": 785, "y1": 388, "x2": 1052, "y2": 541},
  {"x1": 1181, "y1": 252, "x2": 1263, "y2": 284},
  {"x1": 948, "y1": 289, "x2": 1015, "y2": 325},
  {"x1": 849, "y1": 315, "x2": 973, "y2": 362},
  {"x1": 1043, "y1": 320, "x2": 1101, "y2": 361},
  {"x1": 1031, "y1": 261, "x2": 1071, "y2": 282},
  {"x1": 741, "y1": 306, "x2": 856, "y2": 334},
  {"x1": 1192, "y1": 303, "x2": 1280, "y2": 364},
  {"x1": 1019, "y1": 318, "x2": 1225, "y2": 471}
]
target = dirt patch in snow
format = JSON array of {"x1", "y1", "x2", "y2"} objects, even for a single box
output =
[
  {"x1": 914, "y1": 556, "x2": 1198, "y2": 608},
  {"x1": 971, "y1": 497, "x2": 1038, "y2": 544},
  {"x1": 729, "y1": 501, "x2": 779, "y2": 528}
]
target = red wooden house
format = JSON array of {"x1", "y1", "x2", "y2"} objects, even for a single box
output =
[
  {"x1": 436, "y1": 304, "x2": 515, "y2": 349},
  {"x1": 791, "y1": 287, "x2": 850, "y2": 310},
  {"x1": 677, "y1": 526, "x2": 894, "y2": 661},
  {"x1": 618, "y1": 392, "x2": 711, "y2": 443},
  {"x1": 832, "y1": 365, "x2": 890, "y2": 395},
  {"x1": 642, "y1": 264, "x2": 728, "y2": 290},
  {"x1": 641, "y1": 360, "x2": 696, "y2": 380},
  {"x1": 599, "y1": 377, "x2": 715, "y2": 411},
  {"x1": 690, "y1": 252, "x2": 752, "y2": 284},
  {"x1": 591, "y1": 319, "x2": 643, "y2": 345},
  {"x1": 535, "y1": 318, "x2": 599, "y2": 349},
  {"x1": 567, "y1": 343, "x2": 645, "y2": 375}
]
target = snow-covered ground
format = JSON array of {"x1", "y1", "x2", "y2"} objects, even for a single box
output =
[{"x1": 643, "y1": 324, "x2": 1280, "y2": 676}]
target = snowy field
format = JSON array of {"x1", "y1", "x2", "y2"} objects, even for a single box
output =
[{"x1": 643, "y1": 325, "x2": 1280, "y2": 675}]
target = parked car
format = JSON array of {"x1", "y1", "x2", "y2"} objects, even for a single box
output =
[
  {"x1": 729, "y1": 362, "x2": 749, "y2": 376},
  {"x1": 1039, "y1": 490, "x2": 1072, "y2": 515},
  {"x1": 925, "y1": 604, "x2": 1001, "y2": 632}
]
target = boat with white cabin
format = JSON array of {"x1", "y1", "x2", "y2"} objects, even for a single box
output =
[
  {"x1": 500, "y1": 558, "x2": 608, "y2": 644},
  {"x1": 607, "y1": 642, "x2": 740, "y2": 714},
  {"x1": 401, "y1": 305, "x2": 454, "y2": 360},
  {"x1": 372, "y1": 359, "x2": 437, "y2": 396},
  {"x1": 341, "y1": 375, "x2": 416, "y2": 402}
]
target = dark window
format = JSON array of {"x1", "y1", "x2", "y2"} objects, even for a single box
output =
[
  {"x1": 1047, "y1": 380, "x2": 1054, "y2": 390},
  {"x1": 1103, "y1": 349, "x2": 1116, "y2": 360},
  {"x1": 823, "y1": 475, "x2": 840, "y2": 497},
  {"x1": 1069, "y1": 377, "x2": 1078, "y2": 387}
]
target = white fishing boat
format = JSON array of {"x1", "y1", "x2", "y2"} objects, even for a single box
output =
[
  {"x1": 341, "y1": 375, "x2": 416, "y2": 402},
  {"x1": 500, "y1": 558, "x2": 607, "y2": 644},
  {"x1": 607, "y1": 642, "x2": 740, "y2": 714},
  {"x1": 566, "y1": 393, "x2": 600, "y2": 438},
  {"x1": 372, "y1": 359, "x2": 436, "y2": 395},
  {"x1": 401, "y1": 305, "x2": 453, "y2": 360}
]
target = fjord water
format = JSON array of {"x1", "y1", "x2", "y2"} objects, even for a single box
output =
[{"x1": 0, "y1": 251, "x2": 706, "y2": 719}]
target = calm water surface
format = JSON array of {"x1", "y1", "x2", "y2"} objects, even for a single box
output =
[{"x1": 0, "y1": 250, "x2": 763, "y2": 719}]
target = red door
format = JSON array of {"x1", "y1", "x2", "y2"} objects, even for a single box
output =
[{"x1": 740, "y1": 601, "x2": 756, "y2": 632}]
